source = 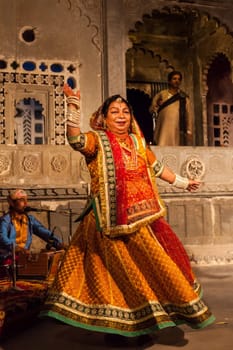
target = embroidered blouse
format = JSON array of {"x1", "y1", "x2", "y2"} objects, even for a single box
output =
[{"x1": 68, "y1": 130, "x2": 165, "y2": 237}]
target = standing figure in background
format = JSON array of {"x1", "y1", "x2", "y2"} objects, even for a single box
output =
[
  {"x1": 150, "y1": 71, "x2": 193, "y2": 146},
  {"x1": 42, "y1": 84, "x2": 214, "y2": 344}
]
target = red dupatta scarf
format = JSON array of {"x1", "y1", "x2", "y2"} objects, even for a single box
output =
[{"x1": 94, "y1": 130, "x2": 165, "y2": 238}]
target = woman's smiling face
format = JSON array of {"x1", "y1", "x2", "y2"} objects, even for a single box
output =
[{"x1": 105, "y1": 100, "x2": 131, "y2": 136}]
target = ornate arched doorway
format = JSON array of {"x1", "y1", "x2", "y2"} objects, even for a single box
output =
[
  {"x1": 206, "y1": 53, "x2": 233, "y2": 146},
  {"x1": 126, "y1": 6, "x2": 233, "y2": 146}
]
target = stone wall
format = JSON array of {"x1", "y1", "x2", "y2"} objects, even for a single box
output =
[
  {"x1": 154, "y1": 146, "x2": 233, "y2": 263},
  {"x1": 1, "y1": 144, "x2": 232, "y2": 250}
]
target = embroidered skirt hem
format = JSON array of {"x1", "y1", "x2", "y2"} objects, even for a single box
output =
[{"x1": 41, "y1": 307, "x2": 215, "y2": 337}]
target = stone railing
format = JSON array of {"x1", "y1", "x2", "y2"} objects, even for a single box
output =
[
  {"x1": 1, "y1": 144, "x2": 233, "y2": 263},
  {"x1": 153, "y1": 146, "x2": 233, "y2": 264}
]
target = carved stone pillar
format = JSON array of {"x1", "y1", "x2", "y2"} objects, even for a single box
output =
[{"x1": 105, "y1": 0, "x2": 127, "y2": 98}]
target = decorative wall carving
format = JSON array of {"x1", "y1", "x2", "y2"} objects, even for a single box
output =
[
  {"x1": 183, "y1": 157, "x2": 205, "y2": 180},
  {"x1": 22, "y1": 155, "x2": 39, "y2": 173},
  {"x1": 0, "y1": 145, "x2": 83, "y2": 188},
  {"x1": 58, "y1": 0, "x2": 101, "y2": 52},
  {"x1": 51, "y1": 155, "x2": 68, "y2": 173},
  {"x1": 0, "y1": 154, "x2": 10, "y2": 174},
  {"x1": 153, "y1": 146, "x2": 233, "y2": 194}
]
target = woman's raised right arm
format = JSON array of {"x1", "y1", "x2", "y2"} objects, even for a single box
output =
[{"x1": 64, "y1": 83, "x2": 81, "y2": 137}]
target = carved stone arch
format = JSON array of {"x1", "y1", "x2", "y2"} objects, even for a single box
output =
[
  {"x1": 203, "y1": 53, "x2": 233, "y2": 146},
  {"x1": 58, "y1": 0, "x2": 101, "y2": 52},
  {"x1": 196, "y1": 14, "x2": 233, "y2": 145},
  {"x1": 194, "y1": 12, "x2": 233, "y2": 71},
  {"x1": 126, "y1": 46, "x2": 174, "y2": 83},
  {"x1": 202, "y1": 52, "x2": 233, "y2": 94},
  {"x1": 125, "y1": 2, "x2": 200, "y2": 29},
  {"x1": 126, "y1": 5, "x2": 205, "y2": 92},
  {"x1": 125, "y1": 3, "x2": 233, "y2": 146}
]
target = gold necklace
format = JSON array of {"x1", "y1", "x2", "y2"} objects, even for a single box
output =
[{"x1": 117, "y1": 135, "x2": 138, "y2": 170}]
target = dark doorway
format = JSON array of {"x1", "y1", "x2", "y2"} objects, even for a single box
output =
[
  {"x1": 207, "y1": 53, "x2": 233, "y2": 146},
  {"x1": 127, "y1": 88, "x2": 153, "y2": 144}
]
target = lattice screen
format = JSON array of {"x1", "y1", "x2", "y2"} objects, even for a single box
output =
[
  {"x1": 0, "y1": 59, "x2": 78, "y2": 145},
  {"x1": 211, "y1": 103, "x2": 233, "y2": 146}
]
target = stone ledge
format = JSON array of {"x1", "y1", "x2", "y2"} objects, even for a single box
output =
[
  {"x1": 0, "y1": 186, "x2": 89, "y2": 200},
  {"x1": 185, "y1": 244, "x2": 233, "y2": 266}
]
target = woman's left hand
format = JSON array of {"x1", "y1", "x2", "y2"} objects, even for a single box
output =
[{"x1": 187, "y1": 179, "x2": 201, "y2": 192}]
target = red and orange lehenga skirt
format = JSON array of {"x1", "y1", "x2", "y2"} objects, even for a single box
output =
[{"x1": 41, "y1": 212, "x2": 215, "y2": 337}]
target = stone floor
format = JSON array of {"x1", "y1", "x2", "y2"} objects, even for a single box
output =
[{"x1": 0, "y1": 264, "x2": 233, "y2": 350}]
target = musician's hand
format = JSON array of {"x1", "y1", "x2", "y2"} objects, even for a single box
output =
[
  {"x1": 56, "y1": 242, "x2": 68, "y2": 251},
  {"x1": 15, "y1": 246, "x2": 30, "y2": 256}
]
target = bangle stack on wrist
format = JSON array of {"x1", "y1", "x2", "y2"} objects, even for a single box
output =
[
  {"x1": 66, "y1": 96, "x2": 80, "y2": 128},
  {"x1": 172, "y1": 174, "x2": 189, "y2": 189},
  {"x1": 66, "y1": 108, "x2": 80, "y2": 128},
  {"x1": 67, "y1": 96, "x2": 80, "y2": 109}
]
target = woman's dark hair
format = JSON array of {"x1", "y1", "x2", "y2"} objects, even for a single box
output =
[
  {"x1": 101, "y1": 95, "x2": 133, "y2": 118},
  {"x1": 167, "y1": 70, "x2": 183, "y2": 82}
]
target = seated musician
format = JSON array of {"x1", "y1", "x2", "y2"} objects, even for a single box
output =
[{"x1": 0, "y1": 189, "x2": 65, "y2": 266}]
